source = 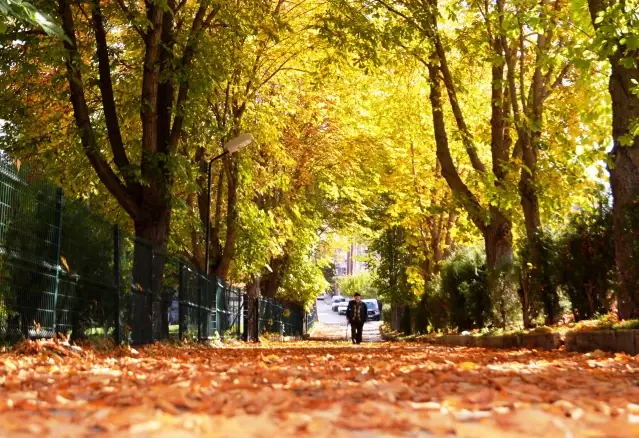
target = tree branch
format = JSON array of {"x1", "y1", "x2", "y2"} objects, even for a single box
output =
[
  {"x1": 115, "y1": 0, "x2": 145, "y2": 38},
  {"x1": 541, "y1": 62, "x2": 570, "y2": 104},
  {"x1": 90, "y1": 0, "x2": 136, "y2": 189},
  {"x1": 428, "y1": 61, "x2": 487, "y2": 232},
  {"x1": 175, "y1": 0, "x2": 188, "y2": 13},
  {"x1": 156, "y1": 0, "x2": 176, "y2": 156},
  {"x1": 58, "y1": 0, "x2": 138, "y2": 219},
  {"x1": 518, "y1": 18, "x2": 528, "y2": 115},
  {"x1": 168, "y1": 5, "x2": 214, "y2": 154},
  {"x1": 427, "y1": 4, "x2": 486, "y2": 174},
  {"x1": 140, "y1": 3, "x2": 163, "y2": 161},
  {"x1": 257, "y1": 50, "x2": 303, "y2": 90}
]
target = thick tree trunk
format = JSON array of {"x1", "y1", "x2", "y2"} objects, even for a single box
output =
[
  {"x1": 260, "y1": 255, "x2": 289, "y2": 299},
  {"x1": 587, "y1": 0, "x2": 639, "y2": 319},
  {"x1": 246, "y1": 278, "x2": 260, "y2": 342},
  {"x1": 609, "y1": 77, "x2": 639, "y2": 318},
  {"x1": 131, "y1": 206, "x2": 172, "y2": 343},
  {"x1": 400, "y1": 305, "x2": 412, "y2": 335},
  {"x1": 483, "y1": 207, "x2": 514, "y2": 272},
  {"x1": 391, "y1": 304, "x2": 401, "y2": 331}
]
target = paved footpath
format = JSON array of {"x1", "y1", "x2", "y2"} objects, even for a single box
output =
[
  {"x1": 312, "y1": 297, "x2": 382, "y2": 341},
  {"x1": 1, "y1": 339, "x2": 639, "y2": 437},
  {"x1": 310, "y1": 321, "x2": 382, "y2": 342}
]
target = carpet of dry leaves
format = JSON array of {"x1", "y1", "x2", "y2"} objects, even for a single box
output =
[{"x1": 1, "y1": 338, "x2": 639, "y2": 437}]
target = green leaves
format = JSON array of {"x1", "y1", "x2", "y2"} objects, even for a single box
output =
[{"x1": 0, "y1": 0, "x2": 66, "y2": 40}]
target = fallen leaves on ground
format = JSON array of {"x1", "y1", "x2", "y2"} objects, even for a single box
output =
[{"x1": 1, "y1": 339, "x2": 639, "y2": 437}]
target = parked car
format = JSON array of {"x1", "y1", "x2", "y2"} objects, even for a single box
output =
[
  {"x1": 363, "y1": 299, "x2": 381, "y2": 321},
  {"x1": 338, "y1": 301, "x2": 349, "y2": 315},
  {"x1": 331, "y1": 295, "x2": 346, "y2": 311}
]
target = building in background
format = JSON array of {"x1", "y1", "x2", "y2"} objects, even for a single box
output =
[{"x1": 333, "y1": 242, "x2": 369, "y2": 283}]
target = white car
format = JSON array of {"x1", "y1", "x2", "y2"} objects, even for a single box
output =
[
  {"x1": 331, "y1": 296, "x2": 346, "y2": 311},
  {"x1": 338, "y1": 301, "x2": 349, "y2": 315}
]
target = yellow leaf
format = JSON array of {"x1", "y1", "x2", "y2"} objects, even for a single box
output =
[
  {"x1": 459, "y1": 361, "x2": 478, "y2": 371},
  {"x1": 60, "y1": 255, "x2": 70, "y2": 272}
]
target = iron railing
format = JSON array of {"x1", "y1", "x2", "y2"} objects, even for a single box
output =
[
  {"x1": 306, "y1": 304, "x2": 317, "y2": 333},
  {"x1": 0, "y1": 158, "x2": 307, "y2": 344}
]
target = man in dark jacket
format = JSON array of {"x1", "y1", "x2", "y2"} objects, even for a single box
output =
[{"x1": 346, "y1": 293, "x2": 368, "y2": 344}]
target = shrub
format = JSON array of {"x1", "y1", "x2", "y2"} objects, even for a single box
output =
[
  {"x1": 517, "y1": 233, "x2": 560, "y2": 327},
  {"x1": 488, "y1": 263, "x2": 521, "y2": 329},
  {"x1": 555, "y1": 203, "x2": 615, "y2": 320},
  {"x1": 439, "y1": 248, "x2": 491, "y2": 331},
  {"x1": 413, "y1": 278, "x2": 448, "y2": 333}
]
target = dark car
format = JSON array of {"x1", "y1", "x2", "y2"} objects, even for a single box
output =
[{"x1": 363, "y1": 299, "x2": 380, "y2": 321}]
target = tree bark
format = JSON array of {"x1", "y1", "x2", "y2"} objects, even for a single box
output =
[
  {"x1": 587, "y1": 0, "x2": 639, "y2": 319},
  {"x1": 608, "y1": 74, "x2": 639, "y2": 318},
  {"x1": 215, "y1": 156, "x2": 240, "y2": 279},
  {"x1": 246, "y1": 277, "x2": 260, "y2": 342},
  {"x1": 427, "y1": 61, "x2": 514, "y2": 275},
  {"x1": 483, "y1": 207, "x2": 514, "y2": 271},
  {"x1": 58, "y1": 1, "x2": 216, "y2": 342},
  {"x1": 260, "y1": 255, "x2": 289, "y2": 298},
  {"x1": 131, "y1": 205, "x2": 172, "y2": 342}
]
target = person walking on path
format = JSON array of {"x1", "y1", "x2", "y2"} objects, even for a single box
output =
[{"x1": 346, "y1": 293, "x2": 368, "y2": 344}]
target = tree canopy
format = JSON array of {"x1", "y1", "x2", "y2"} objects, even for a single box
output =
[{"x1": 0, "y1": 0, "x2": 632, "y2": 323}]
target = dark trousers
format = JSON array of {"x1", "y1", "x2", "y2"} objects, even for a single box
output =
[{"x1": 351, "y1": 320, "x2": 364, "y2": 344}]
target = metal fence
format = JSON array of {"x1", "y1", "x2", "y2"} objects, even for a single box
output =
[
  {"x1": 306, "y1": 304, "x2": 317, "y2": 333},
  {"x1": 241, "y1": 297, "x2": 306, "y2": 339},
  {"x1": 0, "y1": 158, "x2": 307, "y2": 344}
]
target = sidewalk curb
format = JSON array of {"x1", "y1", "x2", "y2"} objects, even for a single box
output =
[{"x1": 432, "y1": 330, "x2": 637, "y2": 355}]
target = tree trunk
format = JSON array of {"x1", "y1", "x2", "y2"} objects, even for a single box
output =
[
  {"x1": 519, "y1": 145, "x2": 559, "y2": 324},
  {"x1": 587, "y1": 0, "x2": 639, "y2": 319},
  {"x1": 246, "y1": 277, "x2": 260, "y2": 342},
  {"x1": 131, "y1": 206, "x2": 172, "y2": 343},
  {"x1": 609, "y1": 114, "x2": 639, "y2": 319},
  {"x1": 391, "y1": 304, "x2": 401, "y2": 331},
  {"x1": 608, "y1": 60, "x2": 639, "y2": 319},
  {"x1": 483, "y1": 207, "x2": 514, "y2": 272},
  {"x1": 400, "y1": 305, "x2": 412, "y2": 335},
  {"x1": 197, "y1": 155, "x2": 240, "y2": 281},
  {"x1": 260, "y1": 255, "x2": 289, "y2": 299}
]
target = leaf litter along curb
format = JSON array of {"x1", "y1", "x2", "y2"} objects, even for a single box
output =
[{"x1": 1, "y1": 339, "x2": 639, "y2": 437}]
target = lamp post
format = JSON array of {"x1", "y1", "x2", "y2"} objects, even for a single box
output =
[{"x1": 204, "y1": 133, "x2": 255, "y2": 276}]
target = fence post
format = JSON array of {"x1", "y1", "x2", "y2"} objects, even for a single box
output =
[
  {"x1": 236, "y1": 290, "x2": 241, "y2": 339},
  {"x1": 113, "y1": 225, "x2": 121, "y2": 344},
  {"x1": 215, "y1": 282, "x2": 223, "y2": 337},
  {"x1": 178, "y1": 262, "x2": 185, "y2": 341},
  {"x1": 197, "y1": 275, "x2": 203, "y2": 341},
  {"x1": 279, "y1": 303, "x2": 283, "y2": 338},
  {"x1": 254, "y1": 297, "x2": 260, "y2": 341},
  {"x1": 242, "y1": 293, "x2": 248, "y2": 341},
  {"x1": 149, "y1": 243, "x2": 155, "y2": 343},
  {"x1": 51, "y1": 187, "x2": 63, "y2": 336}
]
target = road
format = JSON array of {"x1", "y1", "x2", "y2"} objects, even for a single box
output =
[
  {"x1": 312, "y1": 295, "x2": 382, "y2": 341},
  {"x1": 316, "y1": 295, "x2": 348, "y2": 325}
]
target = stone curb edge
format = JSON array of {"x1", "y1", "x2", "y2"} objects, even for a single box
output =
[{"x1": 433, "y1": 330, "x2": 638, "y2": 355}]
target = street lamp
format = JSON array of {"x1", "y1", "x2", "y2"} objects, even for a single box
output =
[{"x1": 205, "y1": 133, "x2": 255, "y2": 275}]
